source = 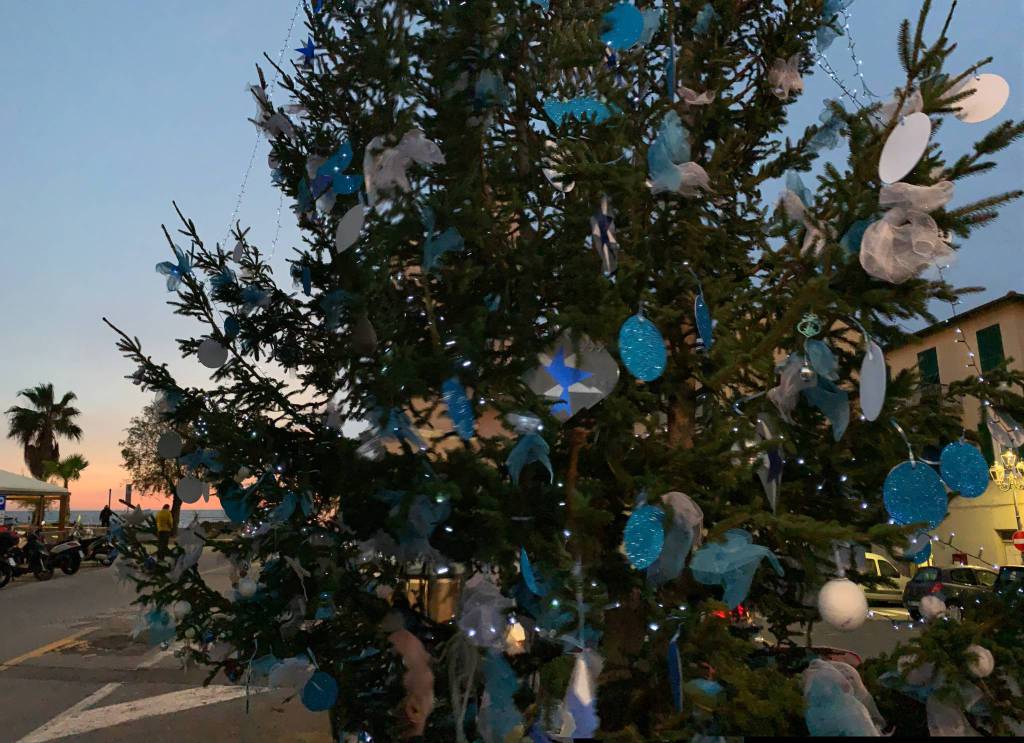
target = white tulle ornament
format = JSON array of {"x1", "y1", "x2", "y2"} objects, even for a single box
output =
[
  {"x1": 965, "y1": 644, "x2": 994, "y2": 678},
  {"x1": 237, "y1": 577, "x2": 258, "y2": 598},
  {"x1": 817, "y1": 578, "x2": 868, "y2": 631},
  {"x1": 876, "y1": 89, "x2": 924, "y2": 128},
  {"x1": 172, "y1": 600, "x2": 192, "y2": 619},
  {"x1": 879, "y1": 180, "x2": 954, "y2": 212},
  {"x1": 458, "y1": 573, "x2": 514, "y2": 648},
  {"x1": 920, "y1": 594, "x2": 946, "y2": 620},
  {"x1": 860, "y1": 208, "x2": 953, "y2": 283}
]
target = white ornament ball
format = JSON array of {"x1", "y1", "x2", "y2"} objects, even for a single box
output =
[
  {"x1": 176, "y1": 475, "x2": 208, "y2": 505},
  {"x1": 197, "y1": 338, "x2": 229, "y2": 369},
  {"x1": 920, "y1": 594, "x2": 946, "y2": 621},
  {"x1": 966, "y1": 644, "x2": 994, "y2": 678},
  {"x1": 184, "y1": 627, "x2": 196, "y2": 639},
  {"x1": 156, "y1": 431, "x2": 183, "y2": 459},
  {"x1": 237, "y1": 577, "x2": 258, "y2": 598},
  {"x1": 172, "y1": 600, "x2": 192, "y2": 619},
  {"x1": 817, "y1": 578, "x2": 868, "y2": 631}
]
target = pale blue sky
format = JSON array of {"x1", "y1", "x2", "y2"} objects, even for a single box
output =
[{"x1": 0, "y1": 1, "x2": 1020, "y2": 506}]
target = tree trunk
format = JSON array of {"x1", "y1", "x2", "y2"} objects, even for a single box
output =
[
  {"x1": 668, "y1": 385, "x2": 697, "y2": 450},
  {"x1": 171, "y1": 495, "x2": 182, "y2": 534}
]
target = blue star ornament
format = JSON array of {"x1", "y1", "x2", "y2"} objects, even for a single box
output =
[
  {"x1": 543, "y1": 347, "x2": 593, "y2": 415},
  {"x1": 296, "y1": 37, "x2": 317, "y2": 66}
]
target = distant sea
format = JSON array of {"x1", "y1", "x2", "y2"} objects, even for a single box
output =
[{"x1": 1, "y1": 508, "x2": 228, "y2": 525}]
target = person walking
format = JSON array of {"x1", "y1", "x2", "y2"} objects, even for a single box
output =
[
  {"x1": 155, "y1": 504, "x2": 173, "y2": 559},
  {"x1": 99, "y1": 504, "x2": 112, "y2": 528}
]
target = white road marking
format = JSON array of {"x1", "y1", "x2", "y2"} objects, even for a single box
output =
[
  {"x1": 18, "y1": 648, "x2": 173, "y2": 742},
  {"x1": 18, "y1": 685, "x2": 267, "y2": 742}
]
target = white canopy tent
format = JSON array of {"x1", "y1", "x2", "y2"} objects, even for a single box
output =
[{"x1": 0, "y1": 469, "x2": 70, "y2": 527}]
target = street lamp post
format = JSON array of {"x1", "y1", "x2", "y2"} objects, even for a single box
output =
[{"x1": 989, "y1": 450, "x2": 1024, "y2": 564}]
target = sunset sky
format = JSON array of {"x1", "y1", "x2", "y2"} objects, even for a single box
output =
[{"x1": 1, "y1": 1, "x2": 1020, "y2": 510}]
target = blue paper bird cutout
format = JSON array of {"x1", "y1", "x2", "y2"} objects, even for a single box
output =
[
  {"x1": 210, "y1": 265, "x2": 237, "y2": 291},
  {"x1": 809, "y1": 104, "x2": 844, "y2": 152},
  {"x1": 478, "y1": 650, "x2": 524, "y2": 743},
  {"x1": 219, "y1": 484, "x2": 254, "y2": 524},
  {"x1": 839, "y1": 219, "x2": 870, "y2": 254},
  {"x1": 421, "y1": 207, "x2": 464, "y2": 272},
  {"x1": 240, "y1": 285, "x2": 271, "y2": 314},
  {"x1": 816, "y1": 0, "x2": 854, "y2": 52},
  {"x1": 155, "y1": 245, "x2": 192, "y2": 292},
  {"x1": 269, "y1": 491, "x2": 314, "y2": 523},
  {"x1": 521, "y1": 546, "x2": 542, "y2": 595},
  {"x1": 441, "y1": 377, "x2": 475, "y2": 440},
  {"x1": 639, "y1": 9, "x2": 663, "y2": 44},
  {"x1": 692, "y1": 3, "x2": 718, "y2": 34},
  {"x1": 804, "y1": 339, "x2": 839, "y2": 381},
  {"x1": 689, "y1": 529, "x2": 784, "y2": 609},
  {"x1": 506, "y1": 432, "x2": 553, "y2": 486},
  {"x1": 316, "y1": 141, "x2": 363, "y2": 195},
  {"x1": 543, "y1": 97, "x2": 613, "y2": 126},
  {"x1": 381, "y1": 408, "x2": 428, "y2": 451},
  {"x1": 295, "y1": 36, "x2": 317, "y2": 66},
  {"x1": 474, "y1": 70, "x2": 509, "y2": 109},
  {"x1": 543, "y1": 347, "x2": 593, "y2": 415},
  {"x1": 144, "y1": 609, "x2": 176, "y2": 646},
  {"x1": 223, "y1": 314, "x2": 240, "y2": 341},
  {"x1": 318, "y1": 289, "x2": 354, "y2": 328},
  {"x1": 601, "y1": 3, "x2": 645, "y2": 50},
  {"x1": 648, "y1": 111, "x2": 696, "y2": 193},
  {"x1": 785, "y1": 171, "x2": 813, "y2": 207},
  {"x1": 179, "y1": 448, "x2": 223, "y2": 473},
  {"x1": 802, "y1": 378, "x2": 850, "y2": 441}
]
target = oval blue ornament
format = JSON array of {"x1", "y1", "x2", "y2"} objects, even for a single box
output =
[
  {"x1": 301, "y1": 671, "x2": 339, "y2": 711},
  {"x1": 939, "y1": 441, "x2": 989, "y2": 499},
  {"x1": 624, "y1": 505, "x2": 665, "y2": 569},
  {"x1": 883, "y1": 461, "x2": 947, "y2": 528},
  {"x1": 619, "y1": 313, "x2": 667, "y2": 382}
]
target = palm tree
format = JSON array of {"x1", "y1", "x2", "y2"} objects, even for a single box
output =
[
  {"x1": 41, "y1": 454, "x2": 89, "y2": 526},
  {"x1": 42, "y1": 454, "x2": 90, "y2": 489},
  {"x1": 5, "y1": 383, "x2": 83, "y2": 478}
]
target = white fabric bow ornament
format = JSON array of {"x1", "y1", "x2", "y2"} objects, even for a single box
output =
[
  {"x1": 457, "y1": 573, "x2": 515, "y2": 648},
  {"x1": 768, "y1": 55, "x2": 803, "y2": 100},
  {"x1": 678, "y1": 86, "x2": 716, "y2": 107},
  {"x1": 878, "y1": 180, "x2": 954, "y2": 212},
  {"x1": 363, "y1": 129, "x2": 445, "y2": 205},
  {"x1": 860, "y1": 207, "x2": 953, "y2": 283}
]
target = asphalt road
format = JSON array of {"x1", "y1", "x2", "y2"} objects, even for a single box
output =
[
  {"x1": 0, "y1": 555, "x2": 329, "y2": 743},
  {"x1": 0, "y1": 560, "x2": 920, "y2": 741}
]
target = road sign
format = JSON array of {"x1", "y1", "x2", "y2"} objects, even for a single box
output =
[
  {"x1": 0, "y1": 495, "x2": 6, "y2": 511},
  {"x1": 1013, "y1": 530, "x2": 1024, "y2": 552}
]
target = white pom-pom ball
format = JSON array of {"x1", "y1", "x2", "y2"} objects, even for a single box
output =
[
  {"x1": 184, "y1": 627, "x2": 196, "y2": 639},
  {"x1": 172, "y1": 600, "x2": 192, "y2": 619},
  {"x1": 966, "y1": 644, "x2": 994, "y2": 678},
  {"x1": 920, "y1": 594, "x2": 946, "y2": 620},
  {"x1": 817, "y1": 578, "x2": 868, "y2": 631},
  {"x1": 237, "y1": 577, "x2": 258, "y2": 598}
]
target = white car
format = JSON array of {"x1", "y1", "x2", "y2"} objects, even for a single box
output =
[{"x1": 863, "y1": 552, "x2": 909, "y2": 604}]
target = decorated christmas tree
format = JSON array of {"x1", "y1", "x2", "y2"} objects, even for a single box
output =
[{"x1": 108, "y1": 0, "x2": 1024, "y2": 738}]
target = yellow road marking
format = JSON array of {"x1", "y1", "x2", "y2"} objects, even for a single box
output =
[{"x1": 0, "y1": 626, "x2": 96, "y2": 671}]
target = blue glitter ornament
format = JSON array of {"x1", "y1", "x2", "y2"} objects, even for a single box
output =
[
  {"x1": 601, "y1": 4, "x2": 644, "y2": 50},
  {"x1": 939, "y1": 442, "x2": 989, "y2": 499},
  {"x1": 301, "y1": 671, "x2": 338, "y2": 711},
  {"x1": 900, "y1": 529, "x2": 932, "y2": 563},
  {"x1": 543, "y1": 97, "x2": 613, "y2": 126},
  {"x1": 624, "y1": 505, "x2": 665, "y2": 569},
  {"x1": 695, "y1": 292, "x2": 713, "y2": 350},
  {"x1": 619, "y1": 313, "x2": 667, "y2": 382},
  {"x1": 883, "y1": 461, "x2": 948, "y2": 528}
]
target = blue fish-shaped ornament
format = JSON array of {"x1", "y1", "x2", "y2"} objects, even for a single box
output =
[
  {"x1": 155, "y1": 244, "x2": 192, "y2": 292},
  {"x1": 520, "y1": 547, "x2": 542, "y2": 595},
  {"x1": 506, "y1": 432, "x2": 553, "y2": 486},
  {"x1": 618, "y1": 313, "x2": 667, "y2": 382},
  {"x1": 441, "y1": 376, "x2": 475, "y2": 440},
  {"x1": 543, "y1": 97, "x2": 613, "y2": 126},
  {"x1": 668, "y1": 629, "x2": 683, "y2": 711},
  {"x1": 802, "y1": 378, "x2": 850, "y2": 441},
  {"x1": 648, "y1": 111, "x2": 690, "y2": 191},
  {"x1": 316, "y1": 140, "x2": 363, "y2": 195}
]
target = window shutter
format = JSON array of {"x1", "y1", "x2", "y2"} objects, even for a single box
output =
[
  {"x1": 976, "y1": 324, "x2": 1004, "y2": 372},
  {"x1": 917, "y1": 347, "x2": 939, "y2": 385}
]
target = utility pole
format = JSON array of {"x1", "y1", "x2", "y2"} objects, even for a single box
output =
[{"x1": 107, "y1": 488, "x2": 112, "y2": 509}]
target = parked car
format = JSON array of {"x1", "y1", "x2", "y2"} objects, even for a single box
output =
[
  {"x1": 903, "y1": 565, "x2": 998, "y2": 620},
  {"x1": 993, "y1": 565, "x2": 1024, "y2": 604},
  {"x1": 863, "y1": 552, "x2": 909, "y2": 604}
]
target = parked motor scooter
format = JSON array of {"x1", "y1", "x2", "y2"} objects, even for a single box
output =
[
  {"x1": 0, "y1": 528, "x2": 55, "y2": 582},
  {"x1": 74, "y1": 526, "x2": 117, "y2": 567},
  {"x1": 49, "y1": 530, "x2": 84, "y2": 575}
]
